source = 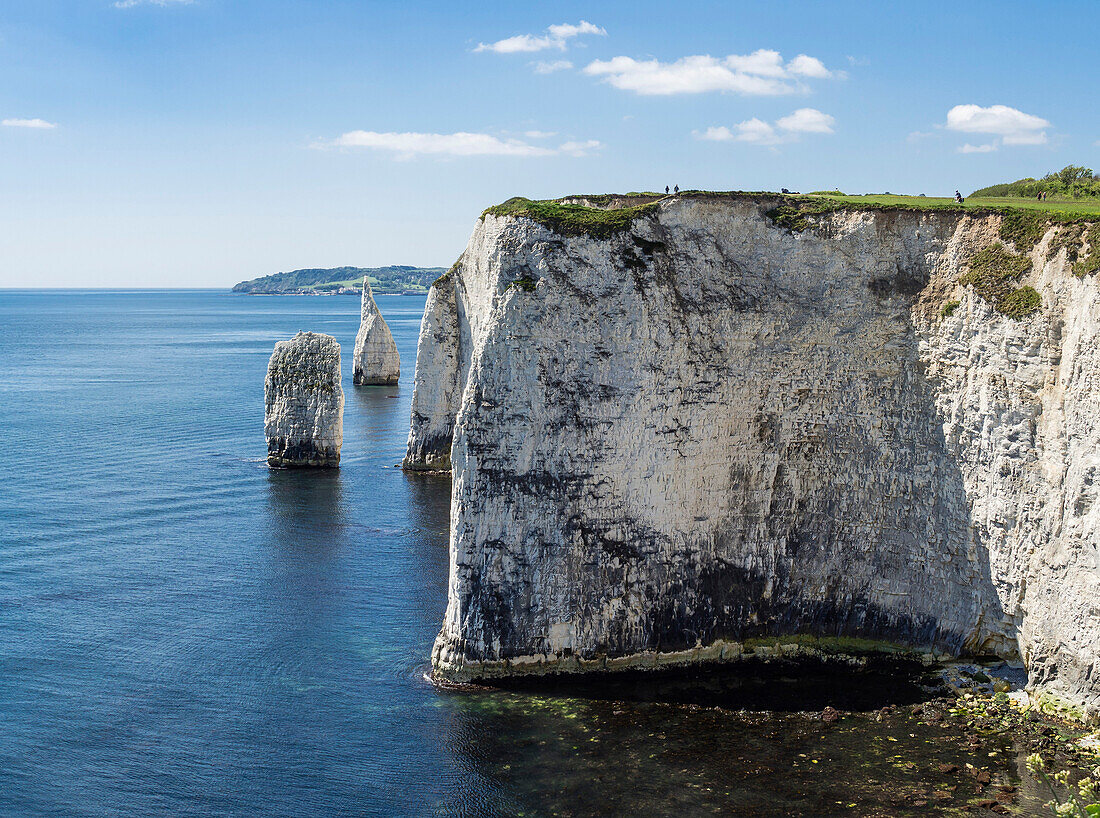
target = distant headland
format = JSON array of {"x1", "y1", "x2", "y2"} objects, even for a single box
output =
[{"x1": 232, "y1": 265, "x2": 446, "y2": 295}]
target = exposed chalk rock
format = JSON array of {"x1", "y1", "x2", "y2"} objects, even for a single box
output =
[
  {"x1": 265, "y1": 331, "x2": 343, "y2": 468},
  {"x1": 403, "y1": 277, "x2": 463, "y2": 470},
  {"x1": 352, "y1": 278, "x2": 400, "y2": 385},
  {"x1": 407, "y1": 193, "x2": 1100, "y2": 719}
]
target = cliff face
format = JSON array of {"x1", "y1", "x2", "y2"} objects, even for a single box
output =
[
  {"x1": 352, "y1": 279, "x2": 400, "y2": 386},
  {"x1": 406, "y1": 195, "x2": 1100, "y2": 717},
  {"x1": 265, "y1": 331, "x2": 344, "y2": 467}
]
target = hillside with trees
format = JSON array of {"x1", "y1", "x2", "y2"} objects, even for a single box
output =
[
  {"x1": 971, "y1": 165, "x2": 1100, "y2": 200},
  {"x1": 232, "y1": 265, "x2": 446, "y2": 294}
]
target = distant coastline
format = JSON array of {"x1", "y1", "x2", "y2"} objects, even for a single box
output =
[{"x1": 232, "y1": 265, "x2": 446, "y2": 295}]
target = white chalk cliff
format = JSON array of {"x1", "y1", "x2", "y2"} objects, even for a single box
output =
[
  {"x1": 352, "y1": 279, "x2": 400, "y2": 386},
  {"x1": 265, "y1": 331, "x2": 344, "y2": 467},
  {"x1": 405, "y1": 193, "x2": 1100, "y2": 718}
]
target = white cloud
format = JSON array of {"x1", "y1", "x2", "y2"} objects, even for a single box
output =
[
  {"x1": 697, "y1": 119, "x2": 779, "y2": 145},
  {"x1": 945, "y1": 104, "x2": 1049, "y2": 146},
  {"x1": 3, "y1": 118, "x2": 57, "y2": 129},
  {"x1": 697, "y1": 126, "x2": 737, "y2": 142},
  {"x1": 733, "y1": 118, "x2": 781, "y2": 144},
  {"x1": 724, "y1": 49, "x2": 787, "y2": 78},
  {"x1": 114, "y1": 0, "x2": 193, "y2": 7},
  {"x1": 558, "y1": 139, "x2": 601, "y2": 157},
  {"x1": 695, "y1": 108, "x2": 835, "y2": 146},
  {"x1": 475, "y1": 20, "x2": 605, "y2": 54},
  {"x1": 775, "y1": 107, "x2": 834, "y2": 133},
  {"x1": 786, "y1": 54, "x2": 832, "y2": 78},
  {"x1": 532, "y1": 60, "x2": 573, "y2": 74},
  {"x1": 583, "y1": 49, "x2": 835, "y2": 96},
  {"x1": 1003, "y1": 130, "x2": 1048, "y2": 146},
  {"x1": 325, "y1": 130, "x2": 598, "y2": 159},
  {"x1": 524, "y1": 130, "x2": 557, "y2": 138},
  {"x1": 958, "y1": 142, "x2": 997, "y2": 154}
]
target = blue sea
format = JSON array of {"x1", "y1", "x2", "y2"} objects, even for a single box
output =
[{"x1": 0, "y1": 290, "x2": 1049, "y2": 817}]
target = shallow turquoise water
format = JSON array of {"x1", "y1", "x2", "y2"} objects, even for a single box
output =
[{"x1": 0, "y1": 290, "x2": 1050, "y2": 816}]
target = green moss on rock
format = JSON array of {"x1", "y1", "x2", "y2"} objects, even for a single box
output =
[{"x1": 941, "y1": 300, "x2": 961, "y2": 318}]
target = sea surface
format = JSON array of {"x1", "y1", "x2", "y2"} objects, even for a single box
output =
[{"x1": 0, "y1": 290, "x2": 1052, "y2": 817}]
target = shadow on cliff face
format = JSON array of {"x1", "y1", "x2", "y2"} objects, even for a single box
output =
[
  {"x1": 484, "y1": 655, "x2": 941, "y2": 713},
  {"x1": 446, "y1": 210, "x2": 1019, "y2": 676}
]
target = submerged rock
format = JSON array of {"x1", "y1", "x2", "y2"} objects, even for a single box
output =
[
  {"x1": 352, "y1": 279, "x2": 400, "y2": 385},
  {"x1": 408, "y1": 192, "x2": 1100, "y2": 719},
  {"x1": 265, "y1": 331, "x2": 343, "y2": 467}
]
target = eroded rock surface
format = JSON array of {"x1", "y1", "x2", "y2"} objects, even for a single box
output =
[
  {"x1": 352, "y1": 279, "x2": 400, "y2": 385},
  {"x1": 408, "y1": 194, "x2": 1100, "y2": 718},
  {"x1": 265, "y1": 331, "x2": 344, "y2": 467}
]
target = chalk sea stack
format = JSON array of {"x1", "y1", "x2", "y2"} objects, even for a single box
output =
[
  {"x1": 352, "y1": 278, "x2": 400, "y2": 385},
  {"x1": 408, "y1": 192, "x2": 1100, "y2": 719},
  {"x1": 265, "y1": 331, "x2": 344, "y2": 468}
]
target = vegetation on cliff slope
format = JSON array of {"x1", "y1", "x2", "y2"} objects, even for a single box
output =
[
  {"x1": 482, "y1": 196, "x2": 660, "y2": 239},
  {"x1": 959, "y1": 245, "x2": 1041, "y2": 319},
  {"x1": 1074, "y1": 224, "x2": 1100, "y2": 277}
]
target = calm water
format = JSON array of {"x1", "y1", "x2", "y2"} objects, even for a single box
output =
[{"x1": 0, "y1": 290, "x2": 1050, "y2": 816}]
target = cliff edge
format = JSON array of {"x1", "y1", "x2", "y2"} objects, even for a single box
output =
[{"x1": 405, "y1": 192, "x2": 1100, "y2": 719}]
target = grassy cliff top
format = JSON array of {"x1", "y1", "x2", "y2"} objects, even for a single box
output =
[{"x1": 481, "y1": 191, "x2": 1100, "y2": 241}]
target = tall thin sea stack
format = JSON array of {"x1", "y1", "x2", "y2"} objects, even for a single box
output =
[
  {"x1": 352, "y1": 278, "x2": 400, "y2": 385},
  {"x1": 264, "y1": 331, "x2": 344, "y2": 468}
]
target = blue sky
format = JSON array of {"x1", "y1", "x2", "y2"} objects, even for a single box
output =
[{"x1": 1, "y1": 0, "x2": 1096, "y2": 287}]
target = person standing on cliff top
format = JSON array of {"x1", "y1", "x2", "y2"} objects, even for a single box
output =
[
  {"x1": 674, "y1": 184, "x2": 680, "y2": 194},
  {"x1": 665, "y1": 186, "x2": 669, "y2": 194}
]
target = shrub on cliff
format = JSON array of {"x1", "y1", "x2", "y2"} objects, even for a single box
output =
[
  {"x1": 997, "y1": 286, "x2": 1042, "y2": 319},
  {"x1": 1073, "y1": 224, "x2": 1100, "y2": 277},
  {"x1": 960, "y1": 245, "x2": 1041, "y2": 319}
]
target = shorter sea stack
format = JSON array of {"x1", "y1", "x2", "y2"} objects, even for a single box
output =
[
  {"x1": 264, "y1": 331, "x2": 344, "y2": 468},
  {"x1": 352, "y1": 279, "x2": 400, "y2": 385}
]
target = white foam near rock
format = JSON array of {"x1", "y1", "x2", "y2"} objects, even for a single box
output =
[
  {"x1": 352, "y1": 278, "x2": 400, "y2": 386},
  {"x1": 406, "y1": 194, "x2": 1100, "y2": 720},
  {"x1": 265, "y1": 331, "x2": 344, "y2": 468}
]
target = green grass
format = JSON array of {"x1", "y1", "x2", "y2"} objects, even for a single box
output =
[
  {"x1": 482, "y1": 191, "x2": 1100, "y2": 246},
  {"x1": 483, "y1": 196, "x2": 661, "y2": 239},
  {"x1": 805, "y1": 192, "x2": 1100, "y2": 217},
  {"x1": 940, "y1": 300, "x2": 960, "y2": 318}
]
